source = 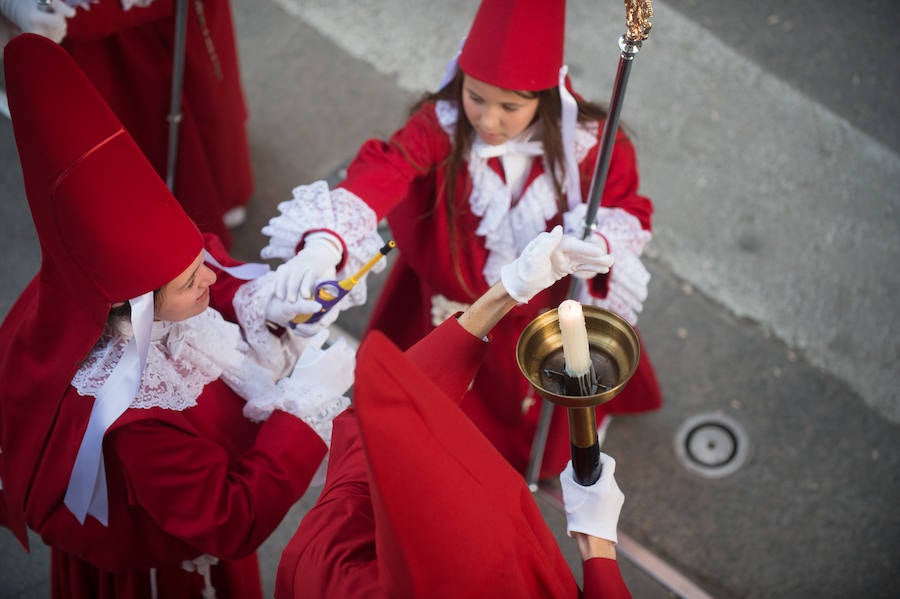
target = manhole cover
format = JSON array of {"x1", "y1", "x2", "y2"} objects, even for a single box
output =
[{"x1": 674, "y1": 412, "x2": 749, "y2": 478}]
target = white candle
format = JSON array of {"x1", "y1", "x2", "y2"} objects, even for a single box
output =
[{"x1": 558, "y1": 300, "x2": 592, "y2": 377}]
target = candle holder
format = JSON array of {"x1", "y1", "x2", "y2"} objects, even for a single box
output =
[{"x1": 516, "y1": 306, "x2": 640, "y2": 486}]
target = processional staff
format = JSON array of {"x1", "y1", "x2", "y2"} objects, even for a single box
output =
[
  {"x1": 524, "y1": 0, "x2": 654, "y2": 490},
  {"x1": 165, "y1": 0, "x2": 190, "y2": 190},
  {"x1": 40, "y1": 0, "x2": 186, "y2": 190}
]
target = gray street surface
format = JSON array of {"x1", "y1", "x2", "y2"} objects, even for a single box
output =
[{"x1": 1, "y1": 0, "x2": 898, "y2": 597}]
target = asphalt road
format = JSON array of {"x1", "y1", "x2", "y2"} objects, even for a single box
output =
[{"x1": 1, "y1": 1, "x2": 898, "y2": 598}]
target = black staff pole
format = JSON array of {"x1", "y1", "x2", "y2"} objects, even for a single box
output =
[{"x1": 165, "y1": 0, "x2": 190, "y2": 191}]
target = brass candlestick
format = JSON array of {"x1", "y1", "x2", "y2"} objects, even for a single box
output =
[{"x1": 516, "y1": 306, "x2": 640, "y2": 485}]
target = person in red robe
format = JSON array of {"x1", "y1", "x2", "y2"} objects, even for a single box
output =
[
  {"x1": 0, "y1": 0, "x2": 254, "y2": 246},
  {"x1": 0, "y1": 34, "x2": 347, "y2": 599},
  {"x1": 276, "y1": 278, "x2": 632, "y2": 598},
  {"x1": 260, "y1": 0, "x2": 663, "y2": 482}
]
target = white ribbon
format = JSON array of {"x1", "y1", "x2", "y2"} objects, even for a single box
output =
[
  {"x1": 438, "y1": 36, "x2": 466, "y2": 90},
  {"x1": 203, "y1": 250, "x2": 270, "y2": 280},
  {"x1": 64, "y1": 291, "x2": 153, "y2": 525},
  {"x1": 473, "y1": 139, "x2": 544, "y2": 159},
  {"x1": 559, "y1": 65, "x2": 582, "y2": 210}
]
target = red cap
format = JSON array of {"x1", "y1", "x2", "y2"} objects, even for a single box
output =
[
  {"x1": 459, "y1": 0, "x2": 566, "y2": 91},
  {"x1": 353, "y1": 331, "x2": 580, "y2": 597},
  {"x1": 0, "y1": 34, "x2": 202, "y2": 546}
]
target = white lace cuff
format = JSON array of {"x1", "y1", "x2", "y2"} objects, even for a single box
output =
[
  {"x1": 565, "y1": 205, "x2": 652, "y2": 325},
  {"x1": 431, "y1": 294, "x2": 472, "y2": 327},
  {"x1": 260, "y1": 181, "x2": 386, "y2": 308},
  {"x1": 242, "y1": 377, "x2": 349, "y2": 447},
  {"x1": 241, "y1": 329, "x2": 353, "y2": 446},
  {"x1": 233, "y1": 273, "x2": 298, "y2": 378}
]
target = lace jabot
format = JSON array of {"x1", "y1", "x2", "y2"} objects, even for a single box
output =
[
  {"x1": 72, "y1": 309, "x2": 256, "y2": 412},
  {"x1": 70, "y1": 302, "x2": 351, "y2": 448},
  {"x1": 434, "y1": 101, "x2": 600, "y2": 286}
]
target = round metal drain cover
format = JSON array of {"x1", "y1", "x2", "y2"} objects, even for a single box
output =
[{"x1": 674, "y1": 412, "x2": 749, "y2": 478}]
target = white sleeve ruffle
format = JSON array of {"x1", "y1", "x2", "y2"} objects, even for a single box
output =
[
  {"x1": 232, "y1": 272, "x2": 300, "y2": 378},
  {"x1": 233, "y1": 275, "x2": 350, "y2": 447},
  {"x1": 240, "y1": 331, "x2": 353, "y2": 448},
  {"x1": 564, "y1": 204, "x2": 652, "y2": 325},
  {"x1": 260, "y1": 180, "x2": 386, "y2": 308}
]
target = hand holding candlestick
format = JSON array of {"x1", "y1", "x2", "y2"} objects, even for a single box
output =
[{"x1": 561, "y1": 455, "x2": 624, "y2": 544}]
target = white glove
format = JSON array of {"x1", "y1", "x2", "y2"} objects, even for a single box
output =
[
  {"x1": 288, "y1": 330, "x2": 354, "y2": 388},
  {"x1": 571, "y1": 230, "x2": 612, "y2": 280},
  {"x1": 272, "y1": 232, "x2": 343, "y2": 303},
  {"x1": 266, "y1": 329, "x2": 354, "y2": 446},
  {"x1": 264, "y1": 293, "x2": 323, "y2": 329},
  {"x1": 500, "y1": 225, "x2": 614, "y2": 303},
  {"x1": 0, "y1": 0, "x2": 75, "y2": 44},
  {"x1": 560, "y1": 454, "x2": 625, "y2": 544}
]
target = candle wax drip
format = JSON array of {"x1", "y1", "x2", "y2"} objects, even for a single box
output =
[{"x1": 538, "y1": 346, "x2": 620, "y2": 397}]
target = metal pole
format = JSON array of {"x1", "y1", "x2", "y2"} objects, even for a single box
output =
[
  {"x1": 525, "y1": 399, "x2": 554, "y2": 492},
  {"x1": 580, "y1": 36, "x2": 641, "y2": 241},
  {"x1": 165, "y1": 0, "x2": 190, "y2": 191},
  {"x1": 525, "y1": 0, "x2": 653, "y2": 491}
]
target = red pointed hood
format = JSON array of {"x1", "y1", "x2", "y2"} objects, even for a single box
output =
[
  {"x1": 0, "y1": 33, "x2": 202, "y2": 546},
  {"x1": 458, "y1": 0, "x2": 566, "y2": 91},
  {"x1": 354, "y1": 331, "x2": 580, "y2": 598}
]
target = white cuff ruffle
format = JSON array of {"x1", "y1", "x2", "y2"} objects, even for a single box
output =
[
  {"x1": 261, "y1": 181, "x2": 386, "y2": 308},
  {"x1": 564, "y1": 204, "x2": 652, "y2": 325}
]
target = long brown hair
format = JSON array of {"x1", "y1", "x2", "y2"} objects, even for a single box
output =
[{"x1": 411, "y1": 68, "x2": 608, "y2": 295}]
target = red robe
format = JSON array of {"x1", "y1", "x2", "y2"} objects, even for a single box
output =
[
  {"x1": 62, "y1": 0, "x2": 253, "y2": 246},
  {"x1": 13, "y1": 238, "x2": 325, "y2": 599},
  {"x1": 340, "y1": 102, "x2": 662, "y2": 480},
  {"x1": 276, "y1": 318, "x2": 631, "y2": 599}
]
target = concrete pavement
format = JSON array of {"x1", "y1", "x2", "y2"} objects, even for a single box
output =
[{"x1": 1, "y1": 0, "x2": 898, "y2": 597}]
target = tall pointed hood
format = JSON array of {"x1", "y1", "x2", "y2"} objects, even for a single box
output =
[
  {"x1": 353, "y1": 331, "x2": 580, "y2": 597},
  {"x1": 0, "y1": 33, "x2": 202, "y2": 545}
]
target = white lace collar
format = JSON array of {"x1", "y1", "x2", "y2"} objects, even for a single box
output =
[
  {"x1": 72, "y1": 309, "x2": 258, "y2": 412},
  {"x1": 434, "y1": 101, "x2": 599, "y2": 285}
]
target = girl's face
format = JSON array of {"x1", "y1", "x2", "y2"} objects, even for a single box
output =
[
  {"x1": 461, "y1": 74, "x2": 540, "y2": 146},
  {"x1": 154, "y1": 251, "x2": 217, "y2": 322}
]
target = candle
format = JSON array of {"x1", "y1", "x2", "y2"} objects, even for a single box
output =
[{"x1": 558, "y1": 300, "x2": 592, "y2": 377}]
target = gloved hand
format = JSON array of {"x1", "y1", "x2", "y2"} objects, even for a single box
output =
[
  {"x1": 288, "y1": 295, "x2": 344, "y2": 338},
  {"x1": 272, "y1": 232, "x2": 343, "y2": 303},
  {"x1": 288, "y1": 329, "x2": 355, "y2": 392},
  {"x1": 266, "y1": 329, "x2": 354, "y2": 445},
  {"x1": 570, "y1": 230, "x2": 611, "y2": 280},
  {"x1": 264, "y1": 293, "x2": 323, "y2": 330},
  {"x1": 560, "y1": 454, "x2": 625, "y2": 544},
  {"x1": 0, "y1": 0, "x2": 76, "y2": 44},
  {"x1": 500, "y1": 225, "x2": 614, "y2": 303}
]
